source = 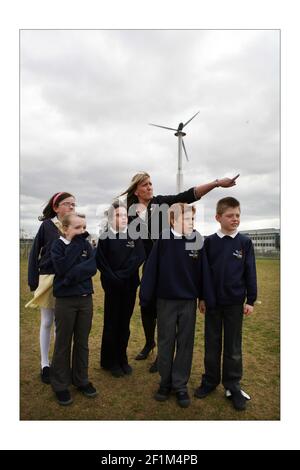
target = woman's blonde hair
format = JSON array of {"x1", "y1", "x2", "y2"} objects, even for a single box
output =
[{"x1": 119, "y1": 172, "x2": 150, "y2": 209}]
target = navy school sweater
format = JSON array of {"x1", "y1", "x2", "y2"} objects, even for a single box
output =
[
  {"x1": 204, "y1": 232, "x2": 257, "y2": 306},
  {"x1": 96, "y1": 229, "x2": 146, "y2": 292},
  {"x1": 51, "y1": 233, "x2": 97, "y2": 298},
  {"x1": 139, "y1": 229, "x2": 215, "y2": 307},
  {"x1": 28, "y1": 219, "x2": 61, "y2": 291}
]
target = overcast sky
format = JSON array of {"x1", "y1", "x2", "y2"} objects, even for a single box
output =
[{"x1": 20, "y1": 29, "x2": 279, "y2": 237}]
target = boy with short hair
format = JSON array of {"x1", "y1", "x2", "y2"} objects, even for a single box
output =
[
  {"x1": 195, "y1": 197, "x2": 257, "y2": 411},
  {"x1": 140, "y1": 203, "x2": 214, "y2": 408}
]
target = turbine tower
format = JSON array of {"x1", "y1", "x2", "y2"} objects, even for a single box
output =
[{"x1": 149, "y1": 111, "x2": 199, "y2": 193}]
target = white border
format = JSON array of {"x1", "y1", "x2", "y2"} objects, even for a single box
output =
[{"x1": 1, "y1": 0, "x2": 299, "y2": 451}]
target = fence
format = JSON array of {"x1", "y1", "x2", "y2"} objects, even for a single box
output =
[
  {"x1": 254, "y1": 247, "x2": 280, "y2": 259},
  {"x1": 20, "y1": 239, "x2": 279, "y2": 260},
  {"x1": 20, "y1": 239, "x2": 33, "y2": 260}
]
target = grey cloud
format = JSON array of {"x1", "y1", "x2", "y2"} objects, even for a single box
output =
[{"x1": 20, "y1": 29, "x2": 280, "y2": 237}]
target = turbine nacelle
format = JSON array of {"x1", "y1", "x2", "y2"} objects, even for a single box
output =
[{"x1": 149, "y1": 110, "x2": 199, "y2": 163}]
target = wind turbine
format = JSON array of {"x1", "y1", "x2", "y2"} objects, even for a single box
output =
[{"x1": 149, "y1": 111, "x2": 199, "y2": 193}]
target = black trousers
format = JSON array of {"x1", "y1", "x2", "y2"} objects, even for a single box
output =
[
  {"x1": 141, "y1": 299, "x2": 157, "y2": 347},
  {"x1": 101, "y1": 288, "x2": 137, "y2": 370},
  {"x1": 202, "y1": 304, "x2": 244, "y2": 392},
  {"x1": 51, "y1": 295, "x2": 93, "y2": 392}
]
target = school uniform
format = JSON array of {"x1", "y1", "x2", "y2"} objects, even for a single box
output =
[
  {"x1": 26, "y1": 217, "x2": 64, "y2": 373},
  {"x1": 129, "y1": 187, "x2": 201, "y2": 350},
  {"x1": 96, "y1": 228, "x2": 146, "y2": 371},
  {"x1": 140, "y1": 228, "x2": 214, "y2": 393},
  {"x1": 27, "y1": 218, "x2": 62, "y2": 309},
  {"x1": 201, "y1": 230, "x2": 257, "y2": 392},
  {"x1": 50, "y1": 233, "x2": 97, "y2": 392}
]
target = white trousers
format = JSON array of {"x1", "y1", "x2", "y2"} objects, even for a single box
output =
[{"x1": 40, "y1": 307, "x2": 55, "y2": 368}]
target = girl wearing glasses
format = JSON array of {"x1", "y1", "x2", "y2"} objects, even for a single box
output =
[{"x1": 26, "y1": 192, "x2": 76, "y2": 384}]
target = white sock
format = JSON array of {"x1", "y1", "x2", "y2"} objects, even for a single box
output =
[{"x1": 40, "y1": 307, "x2": 55, "y2": 369}]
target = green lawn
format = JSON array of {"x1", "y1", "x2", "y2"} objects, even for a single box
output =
[{"x1": 20, "y1": 258, "x2": 280, "y2": 420}]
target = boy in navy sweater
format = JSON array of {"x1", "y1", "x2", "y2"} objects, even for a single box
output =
[
  {"x1": 96, "y1": 202, "x2": 145, "y2": 377},
  {"x1": 50, "y1": 213, "x2": 98, "y2": 406},
  {"x1": 195, "y1": 197, "x2": 257, "y2": 411},
  {"x1": 140, "y1": 203, "x2": 214, "y2": 408}
]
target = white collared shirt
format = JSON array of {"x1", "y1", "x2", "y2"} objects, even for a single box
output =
[
  {"x1": 52, "y1": 216, "x2": 63, "y2": 233},
  {"x1": 109, "y1": 227, "x2": 127, "y2": 235},
  {"x1": 171, "y1": 228, "x2": 195, "y2": 239},
  {"x1": 59, "y1": 235, "x2": 71, "y2": 245},
  {"x1": 216, "y1": 229, "x2": 239, "y2": 239},
  {"x1": 171, "y1": 228, "x2": 183, "y2": 238}
]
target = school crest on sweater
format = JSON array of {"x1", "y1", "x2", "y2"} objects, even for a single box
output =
[
  {"x1": 126, "y1": 240, "x2": 135, "y2": 249},
  {"x1": 188, "y1": 249, "x2": 200, "y2": 260},
  {"x1": 233, "y1": 249, "x2": 243, "y2": 259}
]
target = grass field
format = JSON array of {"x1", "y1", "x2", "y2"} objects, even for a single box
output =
[{"x1": 20, "y1": 258, "x2": 280, "y2": 420}]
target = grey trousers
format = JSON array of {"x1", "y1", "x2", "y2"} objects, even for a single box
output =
[
  {"x1": 51, "y1": 295, "x2": 93, "y2": 392},
  {"x1": 157, "y1": 298, "x2": 197, "y2": 393}
]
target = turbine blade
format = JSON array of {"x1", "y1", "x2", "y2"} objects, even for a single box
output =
[
  {"x1": 183, "y1": 111, "x2": 200, "y2": 128},
  {"x1": 182, "y1": 139, "x2": 189, "y2": 162},
  {"x1": 149, "y1": 123, "x2": 177, "y2": 131}
]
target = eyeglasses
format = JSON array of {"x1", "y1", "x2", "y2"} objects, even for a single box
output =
[{"x1": 59, "y1": 202, "x2": 76, "y2": 208}]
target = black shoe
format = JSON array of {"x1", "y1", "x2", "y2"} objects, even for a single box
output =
[
  {"x1": 154, "y1": 386, "x2": 171, "y2": 402},
  {"x1": 176, "y1": 391, "x2": 190, "y2": 408},
  {"x1": 122, "y1": 364, "x2": 133, "y2": 375},
  {"x1": 135, "y1": 343, "x2": 155, "y2": 360},
  {"x1": 231, "y1": 390, "x2": 247, "y2": 411},
  {"x1": 55, "y1": 389, "x2": 73, "y2": 406},
  {"x1": 225, "y1": 388, "x2": 251, "y2": 400},
  {"x1": 194, "y1": 384, "x2": 216, "y2": 399},
  {"x1": 41, "y1": 366, "x2": 50, "y2": 384},
  {"x1": 77, "y1": 382, "x2": 98, "y2": 398},
  {"x1": 149, "y1": 357, "x2": 158, "y2": 373},
  {"x1": 111, "y1": 367, "x2": 125, "y2": 378}
]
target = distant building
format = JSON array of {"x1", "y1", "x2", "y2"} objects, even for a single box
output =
[{"x1": 239, "y1": 228, "x2": 280, "y2": 255}]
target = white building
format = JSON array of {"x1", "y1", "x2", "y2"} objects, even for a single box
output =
[{"x1": 239, "y1": 228, "x2": 280, "y2": 254}]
